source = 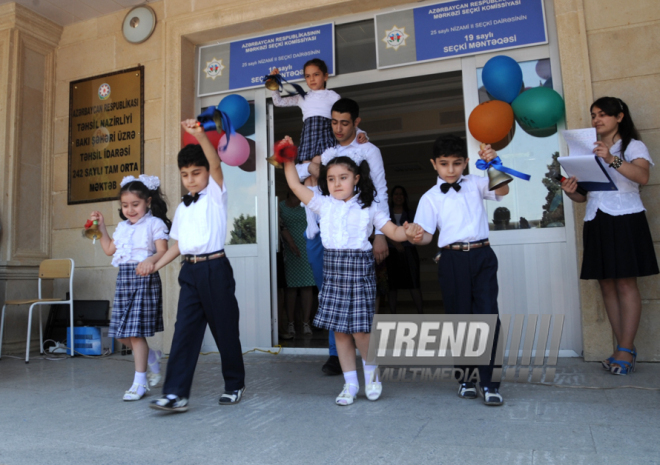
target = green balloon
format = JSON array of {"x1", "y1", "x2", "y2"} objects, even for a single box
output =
[{"x1": 511, "y1": 87, "x2": 565, "y2": 129}]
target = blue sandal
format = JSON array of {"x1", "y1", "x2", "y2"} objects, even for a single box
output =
[
  {"x1": 610, "y1": 347, "x2": 637, "y2": 375},
  {"x1": 601, "y1": 345, "x2": 623, "y2": 370}
]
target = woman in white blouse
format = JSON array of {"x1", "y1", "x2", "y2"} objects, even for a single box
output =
[{"x1": 561, "y1": 97, "x2": 658, "y2": 375}]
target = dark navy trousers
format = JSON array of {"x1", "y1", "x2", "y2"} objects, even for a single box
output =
[
  {"x1": 163, "y1": 256, "x2": 245, "y2": 398},
  {"x1": 437, "y1": 246, "x2": 501, "y2": 389}
]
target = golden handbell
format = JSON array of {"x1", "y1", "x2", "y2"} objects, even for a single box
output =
[
  {"x1": 480, "y1": 143, "x2": 513, "y2": 191},
  {"x1": 84, "y1": 220, "x2": 102, "y2": 244},
  {"x1": 212, "y1": 110, "x2": 224, "y2": 132},
  {"x1": 264, "y1": 75, "x2": 280, "y2": 91},
  {"x1": 487, "y1": 168, "x2": 513, "y2": 191},
  {"x1": 266, "y1": 155, "x2": 283, "y2": 169}
]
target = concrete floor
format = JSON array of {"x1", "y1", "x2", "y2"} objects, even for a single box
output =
[{"x1": 1, "y1": 352, "x2": 659, "y2": 465}]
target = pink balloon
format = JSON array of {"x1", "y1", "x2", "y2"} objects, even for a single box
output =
[{"x1": 217, "y1": 133, "x2": 250, "y2": 166}]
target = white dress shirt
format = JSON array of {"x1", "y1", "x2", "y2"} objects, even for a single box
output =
[
  {"x1": 307, "y1": 192, "x2": 390, "y2": 251},
  {"x1": 170, "y1": 176, "x2": 228, "y2": 255},
  {"x1": 415, "y1": 175, "x2": 502, "y2": 248},
  {"x1": 584, "y1": 139, "x2": 654, "y2": 221},
  {"x1": 296, "y1": 129, "x2": 368, "y2": 183},
  {"x1": 271, "y1": 89, "x2": 340, "y2": 121},
  {"x1": 112, "y1": 211, "x2": 169, "y2": 267}
]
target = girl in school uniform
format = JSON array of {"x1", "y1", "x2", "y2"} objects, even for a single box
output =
[
  {"x1": 283, "y1": 140, "x2": 421, "y2": 405},
  {"x1": 561, "y1": 97, "x2": 658, "y2": 375},
  {"x1": 270, "y1": 59, "x2": 367, "y2": 181},
  {"x1": 90, "y1": 174, "x2": 171, "y2": 399}
]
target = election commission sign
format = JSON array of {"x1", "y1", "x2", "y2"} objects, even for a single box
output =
[
  {"x1": 68, "y1": 66, "x2": 144, "y2": 204},
  {"x1": 375, "y1": 0, "x2": 548, "y2": 69},
  {"x1": 198, "y1": 23, "x2": 335, "y2": 96}
]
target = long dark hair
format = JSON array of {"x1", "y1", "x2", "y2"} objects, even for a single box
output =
[
  {"x1": 119, "y1": 181, "x2": 172, "y2": 232},
  {"x1": 318, "y1": 156, "x2": 377, "y2": 209},
  {"x1": 303, "y1": 58, "x2": 328, "y2": 89},
  {"x1": 591, "y1": 97, "x2": 640, "y2": 160},
  {"x1": 389, "y1": 185, "x2": 410, "y2": 216}
]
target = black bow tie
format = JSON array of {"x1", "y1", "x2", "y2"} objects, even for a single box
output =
[
  {"x1": 440, "y1": 181, "x2": 461, "y2": 194},
  {"x1": 182, "y1": 193, "x2": 200, "y2": 206}
]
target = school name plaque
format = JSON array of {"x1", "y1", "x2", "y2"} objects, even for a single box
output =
[{"x1": 68, "y1": 66, "x2": 144, "y2": 204}]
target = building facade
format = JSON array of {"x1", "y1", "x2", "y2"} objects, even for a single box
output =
[{"x1": 0, "y1": 0, "x2": 657, "y2": 361}]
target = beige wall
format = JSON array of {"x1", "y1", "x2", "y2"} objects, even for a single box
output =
[
  {"x1": 0, "y1": 4, "x2": 61, "y2": 355},
  {"x1": 556, "y1": 0, "x2": 660, "y2": 360},
  {"x1": 49, "y1": 1, "x2": 168, "y2": 353},
  {"x1": 1, "y1": 0, "x2": 658, "y2": 359}
]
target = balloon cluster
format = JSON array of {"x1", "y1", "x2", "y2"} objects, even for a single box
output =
[
  {"x1": 468, "y1": 55, "x2": 565, "y2": 146},
  {"x1": 182, "y1": 94, "x2": 255, "y2": 170}
]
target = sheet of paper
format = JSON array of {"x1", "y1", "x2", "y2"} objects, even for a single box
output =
[
  {"x1": 561, "y1": 128, "x2": 597, "y2": 156},
  {"x1": 557, "y1": 155, "x2": 609, "y2": 182}
]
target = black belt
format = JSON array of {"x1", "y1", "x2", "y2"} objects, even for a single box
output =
[
  {"x1": 442, "y1": 239, "x2": 490, "y2": 251},
  {"x1": 182, "y1": 250, "x2": 225, "y2": 264}
]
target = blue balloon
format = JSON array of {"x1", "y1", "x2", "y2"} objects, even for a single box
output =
[
  {"x1": 218, "y1": 94, "x2": 250, "y2": 130},
  {"x1": 482, "y1": 56, "x2": 523, "y2": 103}
]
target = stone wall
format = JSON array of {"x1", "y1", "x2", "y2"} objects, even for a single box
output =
[{"x1": 556, "y1": 0, "x2": 660, "y2": 360}]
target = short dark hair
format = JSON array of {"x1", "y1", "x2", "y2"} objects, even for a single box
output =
[
  {"x1": 178, "y1": 144, "x2": 209, "y2": 170},
  {"x1": 331, "y1": 98, "x2": 359, "y2": 122},
  {"x1": 432, "y1": 134, "x2": 467, "y2": 159}
]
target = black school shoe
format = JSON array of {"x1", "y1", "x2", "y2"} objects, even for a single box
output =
[
  {"x1": 457, "y1": 382, "x2": 478, "y2": 399},
  {"x1": 218, "y1": 386, "x2": 245, "y2": 405},
  {"x1": 322, "y1": 355, "x2": 342, "y2": 376},
  {"x1": 149, "y1": 395, "x2": 189, "y2": 413},
  {"x1": 478, "y1": 385, "x2": 504, "y2": 406}
]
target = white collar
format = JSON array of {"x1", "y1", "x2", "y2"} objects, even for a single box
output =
[{"x1": 436, "y1": 175, "x2": 465, "y2": 186}]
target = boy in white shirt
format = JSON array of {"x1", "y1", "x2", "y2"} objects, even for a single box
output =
[
  {"x1": 412, "y1": 135, "x2": 508, "y2": 406},
  {"x1": 149, "y1": 120, "x2": 246, "y2": 413}
]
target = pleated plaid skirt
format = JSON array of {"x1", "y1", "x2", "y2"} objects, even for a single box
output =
[
  {"x1": 109, "y1": 263, "x2": 164, "y2": 338},
  {"x1": 314, "y1": 249, "x2": 376, "y2": 334},
  {"x1": 298, "y1": 116, "x2": 336, "y2": 162}
]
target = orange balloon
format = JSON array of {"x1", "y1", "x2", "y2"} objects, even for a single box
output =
[{"x1": 468, "y1": 100, "x2": 514, "y2": 144}]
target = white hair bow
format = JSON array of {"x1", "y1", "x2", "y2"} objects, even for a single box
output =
[
  {"x1": 120, "y1": 174, "x2": 160, "y2": 191},
  {"x1": 320, "y1": 147, "x2": 366, "y2": 166}
]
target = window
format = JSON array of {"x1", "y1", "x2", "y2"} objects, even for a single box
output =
[
  {"x1": 220, "y1": 102, "x2": 258, "y2": 244},
  {"x1": 335, "y1": 20, "x2": 377, "y2": 75},
  {"x1": 476, "y1": 59, "x2": 564, "y2": 230}
]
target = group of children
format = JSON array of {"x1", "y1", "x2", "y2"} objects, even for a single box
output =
[{"x1": 89, "y1": 58, "x2": 656, "y2": 412}]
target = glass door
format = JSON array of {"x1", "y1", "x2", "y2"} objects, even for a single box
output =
[{"x1": 197, "y1": 88, "x2": 273, "y2": 350}]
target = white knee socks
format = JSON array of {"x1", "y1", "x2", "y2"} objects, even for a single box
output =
[
  {"x1": 148, "y1": 349, "x2": 161, "y2": 374},
  {"x1": 362, "y1": 359, "x2": 380, "y2": 385},
  {"x1": 343, "y1": 370, "x2": 359, "y2": 396},
  {"x1": 133, "y1": 371, "x2": 148, "y2": 396}
]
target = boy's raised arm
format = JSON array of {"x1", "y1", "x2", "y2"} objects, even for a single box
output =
[{"x1": 181, "y1": 119, "x2": 224, "y2": 188}]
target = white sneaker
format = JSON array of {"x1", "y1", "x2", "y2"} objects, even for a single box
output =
[
  {"x1": 303, "y1": 322, "x2": 313, "y2": 335},
  {"x1": 288, "y1": 322, "x2": 295, "y2": 337}
]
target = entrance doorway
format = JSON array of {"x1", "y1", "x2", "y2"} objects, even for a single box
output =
[{"x1": 271, "y1": 71, "x2": 465, "y2": 348}]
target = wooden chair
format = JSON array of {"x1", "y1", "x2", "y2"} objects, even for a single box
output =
[{"x1": 0, "y1": 259, "x2": 75, "y2": 363}]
